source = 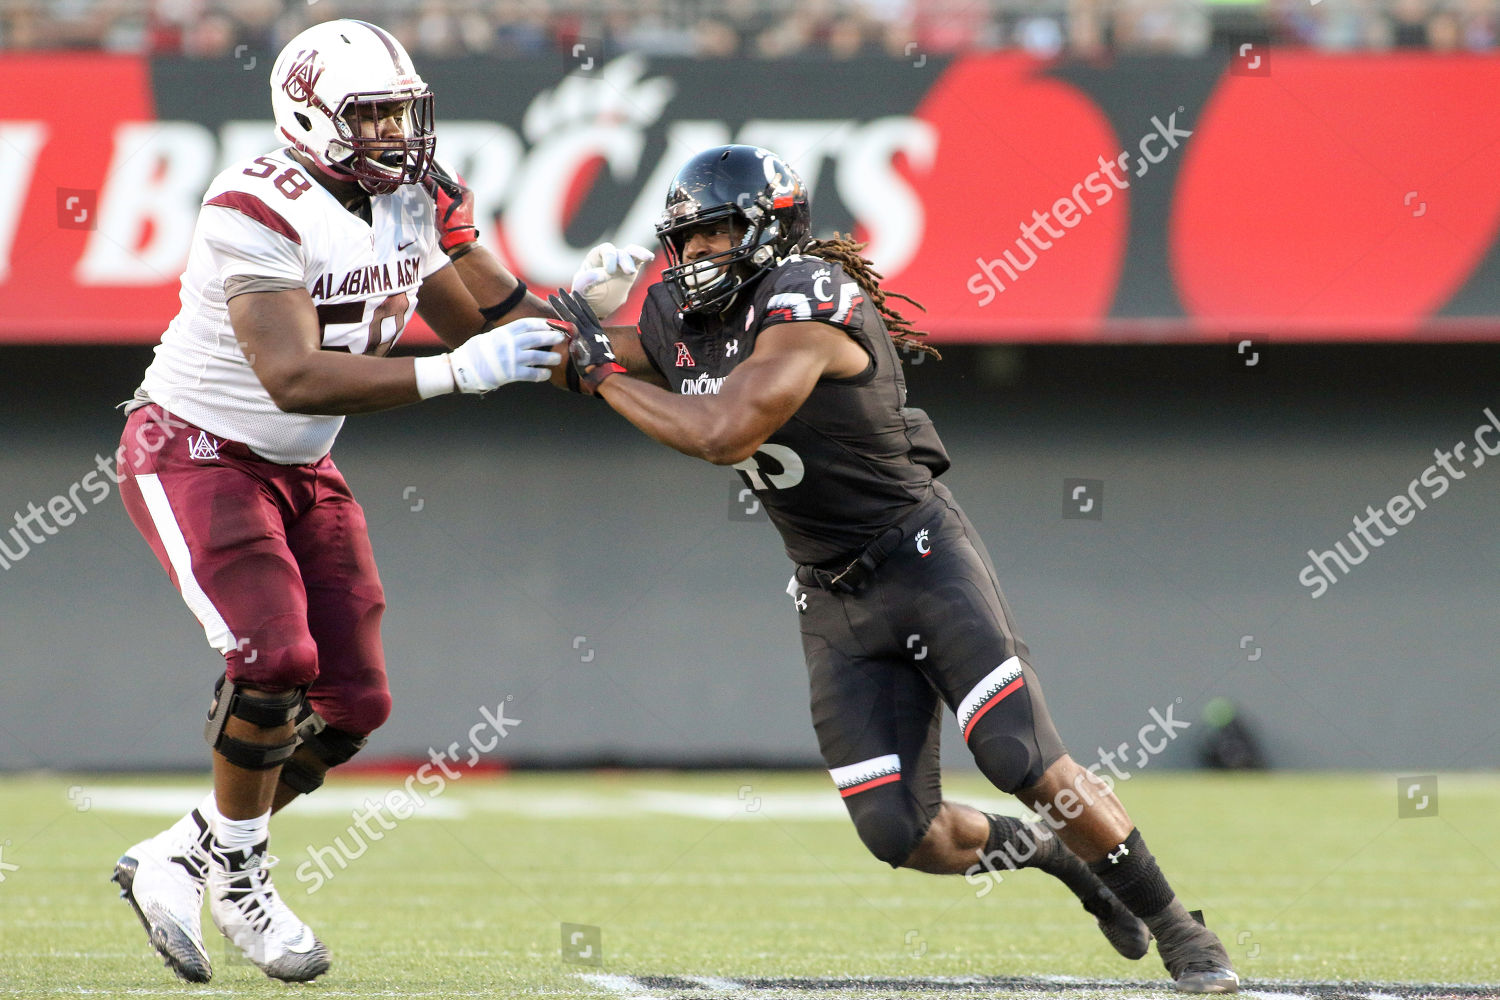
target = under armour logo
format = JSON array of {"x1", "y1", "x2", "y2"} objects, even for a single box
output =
[
  {"x1": 794, "y1": 592, "x2": 808, "y2": 612},
  {"x1": 1107, "y1": 844, "x2": 1130, "y2": 864},
  {"x1": 187, "y1": 432, "x2": 221, "y2": 461},
  {"x1": 725, "y1": 339, "x2": 739, "y2": 357}
]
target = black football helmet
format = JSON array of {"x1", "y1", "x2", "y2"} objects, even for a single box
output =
[{"x1": 655, "y1": 145, "x2": 810, "y2": 314}]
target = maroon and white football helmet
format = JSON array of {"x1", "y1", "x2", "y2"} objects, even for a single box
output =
[{"x1": 270, "y1": 19, "x2": 435, "y2": 195}]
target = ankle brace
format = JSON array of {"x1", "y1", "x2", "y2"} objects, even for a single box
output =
[{"x1": 1087, "y1": 828, "x2": 1175, "y2": 918}]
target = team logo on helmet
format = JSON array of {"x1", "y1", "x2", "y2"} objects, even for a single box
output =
[
  {"x1": 281, "y1": 49, "x2": 324, "y2": 106},
  {"x1": 656, "y1": 145, "x2": 811, "y2": 315},
  {"x1": 755, "y1": 149, "x2": 802, "y2": 206}
]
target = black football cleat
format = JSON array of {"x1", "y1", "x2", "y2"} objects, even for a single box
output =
[
  {"x1": 1173, "y1": 965, "x2": 1242, "y2": 995},
  {"x1": 1082, "y1": 886, "x2": 1152, "y2": 960},
  {"x1": 1148, "y1": 900, "x2": 1240, "y2": 994}
]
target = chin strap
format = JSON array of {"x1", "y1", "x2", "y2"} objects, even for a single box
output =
[{"x1": 298, "y1": 146, "x2": 401, "y2": 195}]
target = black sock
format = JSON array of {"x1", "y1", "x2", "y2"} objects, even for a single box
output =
[
  {"x1": 1087, "y1": 828, "x2": 1176, "y2": 920},
  {"x1": 981, "y1": 814, "x2": 1109, "y2": 906}
]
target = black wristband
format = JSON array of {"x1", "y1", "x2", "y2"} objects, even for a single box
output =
[
  {"x1": 581, "y1": 361, "x2": 626, "y2": 395},
  {"x1": 479, "y1": 281, "x2": 528, "y2": 325},
  {"x1": 445, "y1": 241, "x2": 478, "y2": 262}
]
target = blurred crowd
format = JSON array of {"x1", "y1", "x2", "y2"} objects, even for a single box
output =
[{"x1": 2, "y1": 0, "x2": 1496, "y2": 57}]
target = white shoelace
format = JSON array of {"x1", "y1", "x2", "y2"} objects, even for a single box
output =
[{"x1": 220, "y1": 853, "x2": 284, "y2": 936}]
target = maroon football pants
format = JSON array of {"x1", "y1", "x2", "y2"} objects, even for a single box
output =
[{"x1": 117, "y1": 404, "x2": 391, "y2": 737}]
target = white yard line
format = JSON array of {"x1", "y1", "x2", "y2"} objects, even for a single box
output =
[
  {"x1": 83, "y1": 785, "x2": 466, "y2": 819},
  {"x1": 580, "y1": 971, "x2": 670, "y2": 998},
  {"x1": 74, "y1": 782, "x2": 1031, "y2": 824}
]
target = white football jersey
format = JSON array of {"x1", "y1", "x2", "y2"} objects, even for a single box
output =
[{"x1": 134, "y1": 147, "x2": 448, "y2": 464}]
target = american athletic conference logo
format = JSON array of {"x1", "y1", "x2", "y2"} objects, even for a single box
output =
[{"x1": 281, "y1": 49, "x2": 324, "y2": 106}]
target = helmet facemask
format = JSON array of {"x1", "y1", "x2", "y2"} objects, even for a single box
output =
[
  {"x1": 658, "y1": 205, "x2": 782, "y2": 315},
  {"x1": 325, "y1": 91, "x2": 435, "y2": 195}
]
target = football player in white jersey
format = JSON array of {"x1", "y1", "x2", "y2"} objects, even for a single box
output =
[{"x1": 110, "y1": 18, "x2": 650, "y2": 984}]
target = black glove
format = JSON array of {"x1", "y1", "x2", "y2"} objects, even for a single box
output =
[{"x1": 549, "y1": 289, "x2": 625, "y2": 394}]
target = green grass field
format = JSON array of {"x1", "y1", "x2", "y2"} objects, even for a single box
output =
[{"x1": 1, "y1": 771, "x2": 1497, "y2": 998}]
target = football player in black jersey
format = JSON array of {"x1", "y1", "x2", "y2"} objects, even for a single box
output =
[{"x1": 547, "y1": 145, "x2": 1238, "y2": 994}]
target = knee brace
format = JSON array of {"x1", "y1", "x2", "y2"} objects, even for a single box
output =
[
  {"x1": 843, "y1": 783, "x2": 936, "y2": 868},
  {"x1": 203, "y1": 674, "x2": 303, "y2": 770},
  {"x1": 278, "y1": 706, "x2": 369, "y2": 794}
]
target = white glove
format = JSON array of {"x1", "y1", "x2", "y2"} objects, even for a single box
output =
[
  {"x1": 571, "y1": 242, "x2": 654, "y2": 319},
  {"x1": 446, "y1": 317, "x2": 563, "y2": 394}
]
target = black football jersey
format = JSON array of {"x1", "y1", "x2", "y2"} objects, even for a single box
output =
[{"x1": 636, "y1": 254, "x2": 950, "y2": 567}]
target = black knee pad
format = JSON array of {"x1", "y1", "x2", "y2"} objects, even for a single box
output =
[
  {"x1": 968, "y1": 730, "x2": 1046, "y2": 794},
  {"x1": 961, "y1": 663, "x2": 1062, "y2": 794},
  {"x1": 843, "y1": 784, "x2": 936, "y2": 868},
  {"x1": 279, "y1": 706, "x2": 369, "y2": 794},
  {"x1": 204, "y1": 674, "x2": 303, "y2": 770}
]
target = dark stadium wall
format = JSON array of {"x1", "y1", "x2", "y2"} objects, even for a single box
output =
[{"x1": 0, "y1": 344, "x2": 1494, "y2": 773}]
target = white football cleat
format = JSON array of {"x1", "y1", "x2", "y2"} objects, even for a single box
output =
[
  {"x1": 112, "y1": 809, "x2": 214, "y2": 983},
  {"x1": 208, "y1": 840, "x2": 331, "y2": 982}
]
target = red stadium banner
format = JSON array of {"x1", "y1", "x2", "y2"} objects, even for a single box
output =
[{"x1": 4, "y1": 51, "x2": 1500, "y2": 343}]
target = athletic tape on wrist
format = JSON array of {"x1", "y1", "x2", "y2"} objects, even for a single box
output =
[{"x1": 413, "y1": 354, "x2": 457, "y2": 399}]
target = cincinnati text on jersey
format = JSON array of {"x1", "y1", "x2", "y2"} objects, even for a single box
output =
[{"x1": 680, "y1": 372, "x2": 726, "y2": 395}]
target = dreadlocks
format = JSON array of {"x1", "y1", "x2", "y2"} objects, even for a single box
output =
[{"x1": 801, "y1": 234, "x2": 940, "y2": 361}]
